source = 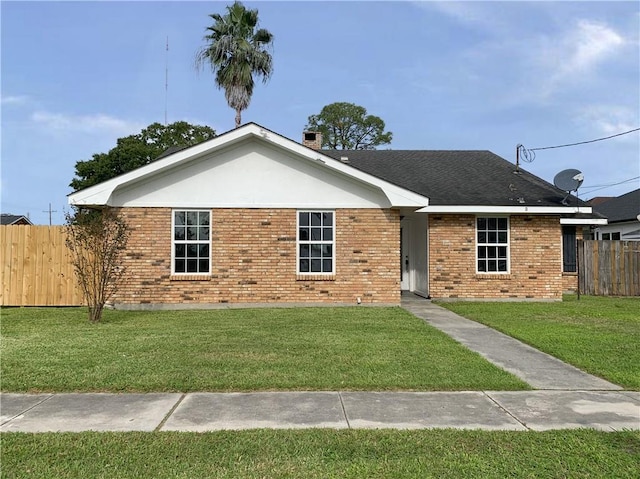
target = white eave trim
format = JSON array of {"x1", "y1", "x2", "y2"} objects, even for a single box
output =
[
  {"x1": 415, "y1": 205, "x2": 593, "y2": 214},
  {"x1": 68, "y1": 123, "x2": 429, "y2": 209},
  {"x1": 560, "y1": 218, "x2": 607, "y2": 225}
]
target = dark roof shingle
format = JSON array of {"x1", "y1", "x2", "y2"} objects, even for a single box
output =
[
  {"x1": 592, "y1": 188, "x2": 640, "y2": 223},
  {"x1": 321, "y1": 150, "x2": 584, "y2": 207}
]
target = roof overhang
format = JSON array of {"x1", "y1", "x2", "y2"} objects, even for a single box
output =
[
  {"x1": 560, "y1": 217, "x2": 607, "y2": 225},
  {"x1": 68, "y1": 123, "x2": 429, "y2": 209},
  {"x1": 415, "y1": 205, "x2": 593, "y2": 214}
]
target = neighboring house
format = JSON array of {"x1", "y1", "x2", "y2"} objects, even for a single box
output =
[
  {"x1": 68, "y1": 123, "x2": 603, "y2": 307},
  {"x1": 0, "y1": 214, "x2": 33, "y2": 225},
  {"x1": 592, "y1": 188, "x2": 640, "y2": 241}
]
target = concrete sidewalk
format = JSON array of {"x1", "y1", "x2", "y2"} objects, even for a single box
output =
[
  {"x1": 401, "y1": 294, "x2": 622, "y2": 391},
  {"x1": 1, "y1": 390, "x2": 639, "y2": 433},
  {"x1": 2, "y1": 297, "x2": 637, "y2": 434}
]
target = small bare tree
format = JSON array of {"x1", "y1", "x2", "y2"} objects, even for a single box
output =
[{"x1": 65, "y1": 207, "x2": 129, "y2": 323}]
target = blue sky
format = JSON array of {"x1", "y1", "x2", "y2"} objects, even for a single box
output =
[{"x1": 2, "y1": 1, "x2": 639, "y2": 225}]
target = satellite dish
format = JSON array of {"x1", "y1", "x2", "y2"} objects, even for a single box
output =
[{"x1": 553, "y1": 168, "x2": 584, "y2": 205}]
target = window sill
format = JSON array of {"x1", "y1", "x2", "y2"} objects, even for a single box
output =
[
  {"x1": 474, "y1": 273, "x2": 512, "y2": 280},
  {"x1": 170, "y1": 275, "x2": 212, "y2": 281},
  {"x1": 296, "y1": 274, "x2": 336, "y2": 281},
  {"x1": 562, "y1": 272, "x2": 578, "y2": 276}
]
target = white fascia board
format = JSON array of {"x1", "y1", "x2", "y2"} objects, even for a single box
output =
[
  {"x1": 68, "y1": 123, "x2": 429, "y2": 208},
  {"x1": 560, "y1": 218, "x2": 607, "y2": 225},
  {"x1": 415, "y1": 205, "x2": 593, "y2": 214}
]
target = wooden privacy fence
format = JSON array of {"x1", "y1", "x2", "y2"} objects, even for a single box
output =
[
  {"x1": 1, "y1": 225, "x2": 84, "y2": 306},
  {"x1": 578, "y1": 240, "x2": 640, "y2": 296}
]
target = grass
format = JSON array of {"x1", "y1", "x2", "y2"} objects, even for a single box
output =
[
  {"x1": 2, "y1": 429, "x2": 639, "y2": 478},
  {"x1": 439, "y1": 295, "x2": 640, "y2": 389},
  {"x1": 0, "y1": 306, "x2": 528, "y2": 392}
]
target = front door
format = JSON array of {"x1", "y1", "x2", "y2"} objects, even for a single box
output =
[
  {"x1": 400, "y1": 218, "x2": 411, "y2": 290},
  {"x1": 400, "y1": 215, "x2": 428, "y2": 296}
]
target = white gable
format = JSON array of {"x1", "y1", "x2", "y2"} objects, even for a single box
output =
[
  {"x1": 111, "y1": 139, "x2": 390, "y2": 208},
  {"x1": 68, "y1": 123, "x2": 429, "y2": 209}
]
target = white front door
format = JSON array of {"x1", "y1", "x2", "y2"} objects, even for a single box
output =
[
  {"x1": 400, "y1": 218, "x2": 411, "y2": 290},
  {"x1": 400, "y1": 215, "x2": 429, "y2": 296}
]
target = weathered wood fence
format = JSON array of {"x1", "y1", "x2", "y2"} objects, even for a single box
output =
[
  {"x1": 578, "y1": 240, "x2": 640, "y2": 296},
  {"x1": 1, "y1": 225, "x2": 84, "y2": 306}
]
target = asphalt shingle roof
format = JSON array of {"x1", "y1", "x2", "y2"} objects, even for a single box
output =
[
  {"x1": 321, "y1": 150, "x2": 585, "y2": 207},
  {"x1": 0, "y1": 214, "x2": 32, "y2": 225},
  {"x1": 592, "y1": 188, "x2": 640, "y2": 223}
]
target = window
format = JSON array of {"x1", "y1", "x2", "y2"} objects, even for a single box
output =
[
  {"x1": 172, "y1": 210, "x2": 210, "y2": 274},
  {"x1": 298, "y1": 211, "x2": 334, "y2": 274},
  {"x1": 602, "y1": 232, "x2": 621, "y2": 240},
  {"x1": 476, "y1": 217, "x2": 509, "y2": 273},
  {"x1": 562, "y1": 225, "x2": 577, "y2": 273}
]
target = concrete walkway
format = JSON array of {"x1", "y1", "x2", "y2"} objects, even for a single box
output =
[
  {"x1": 401, "y1": 294, "x2": 622, "y2": 390},
  {"x1": 2, "y1": 298, "x2": 637, "y2": 433},
  {"x1": 1, "y1": 390, "x2": 639, "y2": 432}
]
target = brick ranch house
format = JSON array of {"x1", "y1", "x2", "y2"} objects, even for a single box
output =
[{"x1": 68, "y1": 123, "x2": 604, "y2": 308}]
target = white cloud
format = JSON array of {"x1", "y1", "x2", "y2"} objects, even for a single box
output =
[
  {"x1": 559, "y1": 20, "x2": 624, "y2": 74},
  {"x1": 1, "y1": 94, "x2": 30, "y2": 105},
  {"x1": 576, "y1": 105, "x2": 639, "y2": 139},
  {"x1": 536, "y1": 20, "x2": 625, "y2": 98},
  {"x1": 31, "y1": 111, "x2": 144, "y2": 137},
  {"x1": 415, "y1": 1, "x2": 507, "y2": 32}
]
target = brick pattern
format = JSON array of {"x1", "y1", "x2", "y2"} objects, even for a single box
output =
[
  {"x1": 115, "y1": 207, "x2": 400, "y2": 305},
  {"x1": 302, "y1": 131, "x2": 322, "y2": 150},
  {"x1": 428, "y1": 214, "x2": 562, "y2": 300}
]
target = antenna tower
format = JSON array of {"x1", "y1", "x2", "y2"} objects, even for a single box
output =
[{"x1": 165, "y1": 36, "x2": 169, "y2": 126}]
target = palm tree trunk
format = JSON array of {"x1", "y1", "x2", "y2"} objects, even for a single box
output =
[{"x1": 235, "y1": 109, "x2": 242, "y2": 128}]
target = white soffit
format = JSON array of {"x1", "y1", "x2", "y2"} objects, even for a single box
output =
[
  {"x1": 415, "y1": 205, "x2": 593, "y2": 214},
  {"x1": 68, "y1": 123, "x2": 429, "y2": 208},
  {"x1": 560, "y1": 218, "x2": 607, "y2": 225}
]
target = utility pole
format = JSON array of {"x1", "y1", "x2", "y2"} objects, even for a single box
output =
[{"x1": 42, "y1": 203, "x2": 57, "y2": 226}]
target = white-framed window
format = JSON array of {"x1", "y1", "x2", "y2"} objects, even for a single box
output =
[
  {"x1": 476, "y1": 217, "x2": 509, "y2": 273},
  {"x1": 172, "y1": 210, "x2": 211, "y2": 274},
  {"x1": 297, "y1": 211, "x2": 334, "y2": 274}
]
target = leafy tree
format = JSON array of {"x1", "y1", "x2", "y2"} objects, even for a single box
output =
[
  {"x1": 305, "y1": 102, "x2": 393, "y2": 150},
  {"x1": 70, "y1": 121, "x2": 216, "y2": 191},
  {"x1": 195, "y1": 1, "x2": 274, "y2": 128},
  {"x1": 65, "y1": 207, "x2": 129, "y2": 323}
]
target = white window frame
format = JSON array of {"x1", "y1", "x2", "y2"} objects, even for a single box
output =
[
  {"x1": 296, "y1": 210, "x2": 335, "y2": 275},
  {"x1": 476, "y1": 216, "x2": 510, "y2": 274},
  {"x1": 171, "y1": 209, "x2": 211, "y2": 275}
]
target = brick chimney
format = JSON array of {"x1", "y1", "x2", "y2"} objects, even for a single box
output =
[{"x1": 302, "y1": 131, "x2": 322, "y2": 150}]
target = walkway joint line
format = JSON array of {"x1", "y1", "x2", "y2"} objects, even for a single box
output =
[
  {"x1": 338, "y1": 392, "x2": 351, "y2": 429},
  {"x1": 0, "y1": 394, "x2": 54, "y2": 426},
  {"x1": 483, "y1": 391, "x2": 530, "y2": 431},
  {"x1": 155, "y1": 393, "x2": 186, "y2": 432}
]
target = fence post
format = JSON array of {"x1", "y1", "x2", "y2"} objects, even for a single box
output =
[{"x1": 576, "y1": 239, "x2": 582, "y2": 300}]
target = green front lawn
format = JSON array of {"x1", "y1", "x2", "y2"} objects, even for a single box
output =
[
  {"x1": 3, "y1": 430, "x2": 639, "y2": 478},
  {"x1": 0, "y1": 307, "x2": 528, "y2": 392},
  {"x1": 440, "y1": 295, "x2": 640, "y2": 389}
]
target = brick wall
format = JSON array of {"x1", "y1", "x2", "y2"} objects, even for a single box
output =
[
  {"x1": 115, "y1": 207, "x2": 400, "y2": 305},
  {"x1": 428, "y1": 214, "x2": 562, "y2": 300}
]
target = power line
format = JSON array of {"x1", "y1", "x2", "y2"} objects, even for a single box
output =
[
  {"x1": 580, "y1": 176, "x2": 640, "y2": 194},
  {"x1": 516, "y1": 127, "x2": 640, "y2": 170},
  {"x1": 530, "y1": 127, "x2": 640, "y2": 151}
]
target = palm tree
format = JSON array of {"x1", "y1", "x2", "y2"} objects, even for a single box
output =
[{"x1": 196, "y1": 1, "x2": 274, "y2": 128}]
